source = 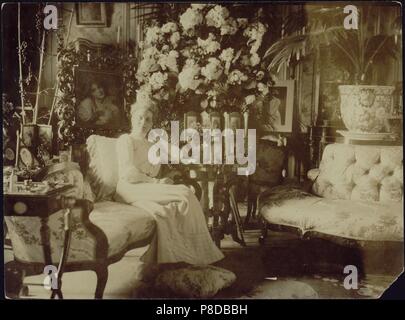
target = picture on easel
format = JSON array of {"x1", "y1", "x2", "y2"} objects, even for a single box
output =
[{"x1": 16, "y1": 124, "x2": 54, "y2": 168}]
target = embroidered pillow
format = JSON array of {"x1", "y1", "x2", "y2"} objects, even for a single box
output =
[
  {"x1": 155, "y1": 265, "x2": 236, "y2": 298},
  {"x1": 86, "y1": 135, "x2": 119, "y2": 201}
]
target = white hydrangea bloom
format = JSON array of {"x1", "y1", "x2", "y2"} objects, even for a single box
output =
[
  {"x1": 150, "y1": 72, "x2": 168, "y2": 90},
  {"x1": 201, "y1": 58, "x2": 223, "y2": 81},
  {"x1": 170, "y1": 31, "x2": 181, "y2": 48},
  {"x1": 161, "y1": 22, "x2": 178, "y2": 34},
  {"x1": 237, "y1": 18, "x2": 248, "y2": 28},
  {"x1": 178, "y1": 62, "x2": 202, "y2": 90},
  {"x1": 206, "y1": 5, "x2": 229, "y2": 28},
  {"x1": 219, "y1": 48, "x2": 234, "y2": 63},
  {"x1": 228, "y1": 69, "x2": 248, "y2": 85},
  {"x1": 250, "y1": 53, "x2": 261, "y2": 66},
  {"x1": 136, "y1": 84, "x2": 153, "y2": 105},
  {"x1": 244, "y1": 22, "x2": 267, "y2": 54},
  {"x1": 197, "y1": 33, "x2": 221, "y2": 54},
  {"x1": 180, "y1": 8, "x2": 203, "y2": 31},
  {"x1": 220, "y1": 18, "x2": 238, "y2": 36},
  {"x1": 158, "y1": 50, "x2": 179, "y2": 73},
  {"x1": 145, "y1": 26, "x2": 162, "y2": 45}
]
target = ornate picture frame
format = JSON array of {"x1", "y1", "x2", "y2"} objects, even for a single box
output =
[
  {"x1": 56, "y1": 38, "x2": 137, "y2": 148},
  {"x1": 75, "y1": 3, "x2": 108, "y2": 27},
  {"x1": 74, "y1": 68, "x2": 125, "y2": 130}
]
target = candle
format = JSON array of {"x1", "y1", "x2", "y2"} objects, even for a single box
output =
[
  {"x1": 15, "y1": 130, "x2": 20, "y2": 167},
  {"x1": 117, "y1": 26, "x2": 121, "y2": 45}
]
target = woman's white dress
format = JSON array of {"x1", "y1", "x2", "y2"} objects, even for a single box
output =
[{"x1": 114, "y1": 134, "x2": 224, "y2": 265}]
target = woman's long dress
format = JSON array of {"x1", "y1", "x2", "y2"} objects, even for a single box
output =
[{"x1": 114, "y1": 134, "x2": 224, "y2": 265}]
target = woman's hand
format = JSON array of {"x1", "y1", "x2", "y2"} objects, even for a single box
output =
[{"x1": 159, "y1": 177, "x2": 174, "y2": 185}]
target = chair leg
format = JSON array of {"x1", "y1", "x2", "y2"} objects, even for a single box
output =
[
  {"x1": 94, "y1": 265, "x2": 108, "y2": 299},
  {"x1": 259, "y1": 219, "x2": 268, "y2": 245},
  {"x1": 244, "y1": 197, "x2": 253, "y2": 226}
]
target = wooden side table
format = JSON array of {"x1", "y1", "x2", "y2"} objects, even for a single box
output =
[
  {"x1": 4, "y1": 184, "x2": 76, "y2": 299},
  {"x1": 185, "y1": 164, "x2": 246, "y2": 248}
]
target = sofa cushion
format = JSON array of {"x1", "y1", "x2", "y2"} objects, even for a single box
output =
[
  {"x1": 261, "y1": 188, "x2": 403, "y2": 242},
  {"x1": 86, "y1": 135, "x2": 119, "y2": 201},
  {"x1": 312, "y1": 144, "x2": 403, "y2": 202},
  {"x1": 90, "y1": 201, "x2": 156, "y2": 257}
]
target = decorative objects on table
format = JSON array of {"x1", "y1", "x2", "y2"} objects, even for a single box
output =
[
  {"x1": 37, "y1": 124, "x2": 53, "y2": 164},
  {"x1": 16, "y1": 124, "x2": 55, "y2": 169},
  {"x1": 135, "y1": 3, "x2": 274, "y2": 131},
  {"x1": 19, "y1": 124, "x2": 39, "y2": 168},
  {"x1": 75, "y1": 3, "x2": 108, "y2": 27}
]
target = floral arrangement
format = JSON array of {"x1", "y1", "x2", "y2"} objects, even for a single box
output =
[{"x1": 136, "y1": 4, "x2": 273, "y2": 129}]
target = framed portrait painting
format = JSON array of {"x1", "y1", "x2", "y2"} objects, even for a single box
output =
[
  {"x1": 74, "y1": 68, "x2": 126, "y2": 130},
  {"x1": 260, "y1": 80, "x2": 295, "y2": 133},
  {"x1": 76, "y1": 3, "x2": 108, "y2": 27}
]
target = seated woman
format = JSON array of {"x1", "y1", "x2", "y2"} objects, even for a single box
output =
[{"x1": 114, "y1": 98, "x2": 224, "y2": 266}]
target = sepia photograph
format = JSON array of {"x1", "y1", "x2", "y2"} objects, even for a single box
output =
[{"x1": 1, "y1": 1, "x2": 404, "y2": 305}]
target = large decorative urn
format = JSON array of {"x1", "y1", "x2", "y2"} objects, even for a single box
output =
[{"x1": 338, "y1": 85, "x2": 395, "y2": 133}]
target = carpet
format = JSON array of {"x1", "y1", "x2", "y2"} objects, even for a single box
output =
[{"x1": 132, "y1": 228, "x2": 399, "y2": 299}]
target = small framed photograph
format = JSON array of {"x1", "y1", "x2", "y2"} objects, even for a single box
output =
[
  {"x1": 210, "y1": 112, "x2": 222, "y2": 130},
  {"x1": 184, "y1": 111, "x2": 199, "y2": 130},
  {"x1": 228, "y1": 112, "x2": 242, "y2": 131},
  {"x1": 37, "y1": 125, "x2": 53, "y2": 164},
  {"x1": 21, "y1": 124, "x2": 37, "y2": 148},
  {"x1": 76, "y1": 3, "x2": 108, "y2": 27},
  {"x1": 260, "y1": 80, "x2": 295, "y2": 133}
]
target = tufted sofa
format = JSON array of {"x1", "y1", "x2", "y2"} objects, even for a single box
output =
[
  {"x1": 259, "y1": 143, "x2": 403, "y2": 272},
  {"x1": 5, "y1": 135, "x2": 200, "y2": 298}
]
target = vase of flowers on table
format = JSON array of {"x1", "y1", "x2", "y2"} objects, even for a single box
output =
[{"x1": 136, "y1": 3, "x2": 273, "y2": 130}]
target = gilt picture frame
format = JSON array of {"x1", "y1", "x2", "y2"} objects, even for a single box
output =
[
  {"x1": 74, "y1": 68, "x2": 125, "y2": 130},
  {"x1": 76, "y1": 3, "x2": 108, "y2": 27}
]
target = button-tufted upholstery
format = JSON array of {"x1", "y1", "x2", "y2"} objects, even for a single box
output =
[
  {"x1": 260, "y1": 143, "x2": 403, "y2": 243},
  {"x1": 312, "y1": 144, "x2": 403, "y2": 202}
]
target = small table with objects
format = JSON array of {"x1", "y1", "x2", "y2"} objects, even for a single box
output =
[{"x1": 4, "y1": 177, "x2": 76, "y2": 299}]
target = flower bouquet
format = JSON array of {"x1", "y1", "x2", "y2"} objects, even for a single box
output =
[{"x1": 136, "y1": 4, "x2": 273, "y2": 130}]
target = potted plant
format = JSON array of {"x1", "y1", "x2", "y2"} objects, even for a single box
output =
[{"x1": 264, "y1": 4, "x2": 401, "y2": 134}]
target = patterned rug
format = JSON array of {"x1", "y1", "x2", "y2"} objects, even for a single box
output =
[{"x1": 132, "y1": 229, "x2": 398, "y2": 299}]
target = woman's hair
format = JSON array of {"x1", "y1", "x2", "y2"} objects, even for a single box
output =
[
  {"x1": 87, "y1": 79, "x2": 107, "y2": 97},
  {"x1": 130, "y1": 97, "x2": 158, "y2": 118}
]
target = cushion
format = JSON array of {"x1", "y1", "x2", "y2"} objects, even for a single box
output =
[
  {"x1": 260, "y1": 188, "x2": 403, "y2": 242},
  {"x1": 90, "y1": 201, "x2": 156, "y2": 257},
  {"x1": 86, "y1": 135, "x2": 119, "y2": 201},
  {"x1": 312, "y1": 144, "x2": 403, "y2": 202},
  {"x1": 155, "y1": 265, "x2": 236, "y2": 298}
]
